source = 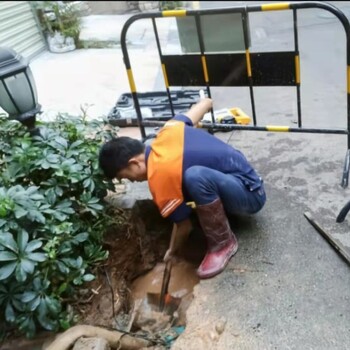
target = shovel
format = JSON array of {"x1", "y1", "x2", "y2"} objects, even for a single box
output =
[
  {"x1": 141, "y1": 259, "x2": 181, "y2": 319},
  {"x1": 158, "y1": 258, "x2": 173, "y2": 312},
  {"x1": 145, "y1": 228, "x2": 182, "y2": 315}
]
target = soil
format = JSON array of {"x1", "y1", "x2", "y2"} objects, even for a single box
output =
[
  {"x1": 79, "y1": 200, "x2": 173, "y2": 329},
  {"x1": 75, "y1": 199, "x2": 207, "y2": 347}
]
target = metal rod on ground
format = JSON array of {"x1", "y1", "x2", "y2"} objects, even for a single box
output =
[{"x1": 304, "y1": 212, "x2": 350, "y2": 265}]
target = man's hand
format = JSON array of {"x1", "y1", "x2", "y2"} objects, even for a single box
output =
[
  {"x1": 163, "y1": 248, "x2": 173, "y2": 263},
  {"x1": 185, "y1": 98, "x2": 213, "y2": 126}
]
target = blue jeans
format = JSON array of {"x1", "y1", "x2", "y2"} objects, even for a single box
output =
[{"x1": 183, "y1": 166, "x2": 266, "y2": 215}]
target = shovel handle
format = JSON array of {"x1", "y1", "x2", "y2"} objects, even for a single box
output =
[
  {"x1": 159, "y1": 259, "x2": 172, "y2": 311},
  {"x1": 159, "y1": 226, "x2": 177, "y2": 311}
]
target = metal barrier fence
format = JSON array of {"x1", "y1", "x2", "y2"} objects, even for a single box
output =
[{"x1": 120, "y1": 1, "x2": 350, "y2": 187}]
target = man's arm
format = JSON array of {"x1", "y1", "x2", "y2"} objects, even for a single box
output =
[
  {"x1": 164, "y1": 219, "x2": 192, "y2": 262},
  {"x1": 184, "y1": 98, "x2": 213, "y2": 126}
]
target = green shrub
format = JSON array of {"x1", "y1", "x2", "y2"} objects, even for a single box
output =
[
  {"x1": 160, "y1": 1, "x2": 183, "y2": 10},
  {"x1": 33, "y1": 1, "x2": 82, "y2": 46},
  {"x1": 0, "y1": 114, "x2": 118, "y2": 338}
]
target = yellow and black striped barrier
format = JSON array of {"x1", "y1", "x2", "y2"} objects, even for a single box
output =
[{"x1": 120, "y1": 1, "x2": 350, "y2": 187}]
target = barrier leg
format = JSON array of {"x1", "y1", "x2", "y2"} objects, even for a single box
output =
[{"x1": 341, "y1": 149, "x2": 350, "y2": 188}]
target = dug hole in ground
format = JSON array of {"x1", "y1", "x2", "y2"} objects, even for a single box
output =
[
  {"x1": 84, "y1": 199, "x2": 204, "y2": 339},
  {"x1": 46, "y1": 197, "x2": 207, "y2": 350}
]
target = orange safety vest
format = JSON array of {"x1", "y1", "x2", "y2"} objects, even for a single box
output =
[{"x1": 147, "y1": 120, "x2": 185, "y2": 217}]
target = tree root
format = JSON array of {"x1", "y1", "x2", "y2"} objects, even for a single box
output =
[{"x1": 45, "y1": 325, "x2": 151, "y2": 350}]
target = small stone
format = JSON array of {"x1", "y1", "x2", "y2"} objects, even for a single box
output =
[
  {"x1": 209, "y1": 331, "x2": 219, "y2": 341},
  {"x1": 73, "y1": 337, "x2": 110, "y2": 350},
  {"x1": 215, "y1": 318, "x2": 227, "y2": 335}
]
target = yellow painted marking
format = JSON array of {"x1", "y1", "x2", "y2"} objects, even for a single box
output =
[
  {"x1": 266, "y1": 125, "x2": 290, "y2": 132},
  {"x1": 162, "y1": 10, "x2": 186, "y2": 17},
  {"x1": 127, "y1": 69, "x2": 136, "y2": 93},
  {"x1": 261, "y1": 3, "x2": 290, "y2": 11},
  {"x1": 245, "y1": 49, "x2": 252, "y2": 77},
  {"x1": 348, "y1": 66, "x2": 350, "y2": 94},
  {"x1": 295, "y1": 55, "x2": 300, "y2": 84},
  {"x1": 162, "y1": 64, "x2": 169, "y2": 88},
  {"x1": 201, "y1": 56, "x2": 209, "y2": 83},
  {"x1": 186, "y1": 201, "x2": 196, "y2": 209}
]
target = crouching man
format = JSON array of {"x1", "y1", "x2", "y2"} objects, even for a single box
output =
[{"x1": 99, "y1": 98, "x2": 266, "y2": 279}]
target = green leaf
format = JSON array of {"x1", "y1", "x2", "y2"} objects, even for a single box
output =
[
  {"x1": 88, "y1": 203, "x2": 103, "y2": 211},
  {"x1": 7, "y1": 163, "x2": 23, "y2": 178},
  {"x1": 21, "y1": 291, "x2": 37, "y2": 303},
  {"x1": 15, "y1": 264, "x2": 27, "y2": 282},
  {"x1": 57, "y1": 282, "x2": 67, "y2": 295},
  {"x1": 58, "y1": 244, "x2": 72, "y2": 255},
  {"x1": 0, "y1": 262, "x2": 17, "y2": 280},
  {"x1": 82, "y1": 274, "x2": 95, "y2": 282},
  {"x1": 28, "y1": 253, "x2": 47, "y2": 262},
  {"x1": 60, "y1": 319, "x2": 71, "y2": 330},
  {"x1": 21, "y1": 258, "x2": 35, "y2": 274},
  {"x1": 30, "y1": 194, "x2": 45, "y2": 201},
  {"x1": 41, "y1": 161, "x2": 51, "y2": 170},
  {"x1": 83, "y1": 178, "x2": 91, "y2": 189},
  {"x1": 37, "y1": 313, "x2": 58, "y2": 332},
  {"x1": 46, "y1": 188, "x2": 57, "y2": 205},
  {"x1": 20, "y1": 316, "x2": 36, "y2": 338},
  {"x1": 73, "y1": 232, "x2": 88, "y2": 243},
  {"x1": 73, "y1": 277, "x2": 83, "y2": 285},
  {"x1": 54, "y1": 137, "x2": 68, "y2": 149},
  {"x1": 88, "y1": 180, "x2": 95, "y2": 193},
  {"x1": 88, "y1": 197, "x2": 99, "y2": 204},
  {"x1": 25, "y1": 240, "x2": 43, "y2": 253},
  {"x1": 0, "y1": 251, "x2": 17, "y2": 261},
  {"x1": 46, "y1": 154, "x2": 60, "y2": 163},
  {"x1": 55, "y1": 187, "x2": 63, "y2": 197},
  {"x1": 28, "y1": 210, "x2": 46, "y2": 224},
  {"x1": 17, "y1": 230, "x2": 29, "y2": 252},
  {"x1": 76, "y1": 256, "x2": 83, "y2": 268},
  {"x1": 14, "y1": 205, "x2": 28, "y2": 219},
  {"x1": 62, "y1": 258, "x2": 78, "y2": 269},
  {"x1": 56, "y1": 200, "x2": 75, "y2": 214},
  {"x1": 52, "y1": 211, "x2": 67, "y2": 222},
  {"x1": 70, "y1": 140, "x2": 84, "y2": 149},
  {"x1": 26, "y1": 186, "x2": 39, "y2": 195},
  {"x1": 5, "y1": 302, "x2": 15, "y2": 323},
  {"x1": 45, "y1": 296, "x2": 61, "y2": 314},
  {"x1": 57, "y1": 261, "x2": 69, "y2": 274},
  {"x1": 0, "y1": 232, "x2": 18, "y2": 253},
  {"x1": 29, "y1": 296, "x2": 40, "y2": 311},
  {"x1": 12, "y1": 298, "x2": 25, "y2": 312}
]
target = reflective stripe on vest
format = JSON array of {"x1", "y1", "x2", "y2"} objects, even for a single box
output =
[{"x1": 147, "y1": 120, "x2": 185, "y2": 217}]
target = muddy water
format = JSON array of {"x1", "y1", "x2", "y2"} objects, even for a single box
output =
[
  {"x1": 131, "y1": 259, "x2": 199, "y2": 300},
  {"x1": 130, "y1": 259, "x2": 199, "y2": 332}
]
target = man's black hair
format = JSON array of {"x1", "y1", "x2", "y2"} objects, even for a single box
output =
[{"x1": 99, "y1": 137, "x2": 145, "y2": 179}]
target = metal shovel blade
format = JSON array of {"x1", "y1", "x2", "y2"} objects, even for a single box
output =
[{"x1": 146, "y1": 292, "x2": 182, "y2": 316}]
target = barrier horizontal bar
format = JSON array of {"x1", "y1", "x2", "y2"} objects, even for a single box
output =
[{"x1": 141, "y1": 120, "x2": 349, "y2": 135}]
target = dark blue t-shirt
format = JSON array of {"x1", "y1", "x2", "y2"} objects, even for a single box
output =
[{"x1": 146, "y1": 114, "x2": 262, "y2": 222}]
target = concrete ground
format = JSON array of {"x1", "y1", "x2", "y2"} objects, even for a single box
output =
[
  {"x1": 23, "y1": 2, "x2": 350, "y2": 349},
  {"x1": 30, "y1": 13, "x2": 176, "y2": 123}
]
